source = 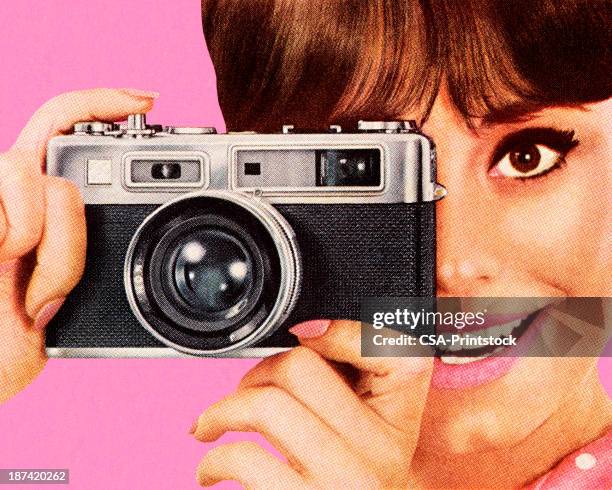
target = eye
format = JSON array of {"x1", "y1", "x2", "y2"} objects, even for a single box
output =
[
  {"x1": 489, "y1": 127, "x2": 579, "y2": 180},
  {"x1": 491, "y1": 143, "x2": 563, "y2": 178}
]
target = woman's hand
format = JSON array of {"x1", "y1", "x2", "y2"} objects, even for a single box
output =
[
  {"x1": 192, "y1": 320, "x2": 433, "y2": 488},
  {"x1": 0, "y1": 89, "x2": 157, "y2": 403}
]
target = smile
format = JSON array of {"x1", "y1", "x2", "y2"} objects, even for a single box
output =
[{"x1": 436, "y1": 308, "x2": 541, "y2": 365}]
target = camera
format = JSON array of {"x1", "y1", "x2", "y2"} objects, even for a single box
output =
[{"x1": 45, "y1": 115, "x2": 445, "y2": 357}]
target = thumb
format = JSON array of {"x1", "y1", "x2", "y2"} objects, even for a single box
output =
[
  {"x1": 290, "y1": 319, "x2": 433, "y2": 443},
  {"x1": 11, "y1": 88, "x2": 159, "y2": 166}
]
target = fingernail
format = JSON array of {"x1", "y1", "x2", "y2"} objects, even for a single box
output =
[
  {"x1": 289, "y1": 319, "x2": 331, "y2": 338},
  {"x1": 120, "y1": 88, "x2": 160, "y2": 99},
  {"x1": 189, "y1": 419, "x2": 198, "y2": 435},
  {"x1": 32, "y1": 298, "x2": 65, "y2": 331}
]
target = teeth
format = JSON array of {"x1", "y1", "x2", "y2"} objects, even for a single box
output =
[
  {"x1": 448, "y1": 334, "x2": 463, "y2": 351},
  {"x1": 440, "y1": 354, "x2": 490, "y2": 365},
  {"x1": 436, "y1": 316, "x2": 530, "y2": 362},
  {"x1": 439, "y1": 319, "x2": 524, "y2": 352},
  {"x1": 439, "y1": 346, "x2": 506, "y2": 365},
  {"x1": 482, "y1": 319, "x2": 522, "y2": 338}
]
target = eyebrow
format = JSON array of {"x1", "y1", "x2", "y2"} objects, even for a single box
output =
[
  {"x1": 480, "y1": 102, "x2": 588, "y2": 128},
  {"x1": 480, "y1": 103, "x2": 547, "y2": 128}
]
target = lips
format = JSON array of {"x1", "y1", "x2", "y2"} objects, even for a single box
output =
[{"x1": 431, "y1": 306, "x2": 549, "y2": 390}]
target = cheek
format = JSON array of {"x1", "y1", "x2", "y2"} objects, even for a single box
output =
[{"x1": 498, "y1": 176, "x2": 610, "y2": 294}]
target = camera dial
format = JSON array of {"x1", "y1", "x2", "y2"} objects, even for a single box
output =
[
  {"x1": 357, "y1": 120, "x2": 417, "y2": 133},
  {"x1": 165, "y1": 126, "x2": 217, "y2": 134}
]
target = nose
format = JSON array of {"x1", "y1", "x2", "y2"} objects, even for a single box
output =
[
  {"x1": 435, "y1": 181, "x2": 503, "y2": 296},
  {"x1": 421, "y1": 90, "x2": 505, "y2": 296},
  {"x1": 430, "y1": 121, "x2": 508, "y2": 296}
]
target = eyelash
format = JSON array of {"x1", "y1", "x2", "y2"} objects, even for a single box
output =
[{"x1": 490, "y1": 127, "x2": 579, "y2": 182}]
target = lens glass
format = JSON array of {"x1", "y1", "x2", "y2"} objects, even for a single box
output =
[
  {"x1": 127, "y1": 195, "x2": 291, "y2": 352},
  {"x1": 173, "y1": 229, "x2": 254, "y2": 317}
]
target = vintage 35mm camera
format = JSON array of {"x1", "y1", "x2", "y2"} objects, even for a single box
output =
[{"x1": 45, "y1": 115, "x2": 445, "y2": 357}]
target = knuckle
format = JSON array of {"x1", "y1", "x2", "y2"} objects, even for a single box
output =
[
  {"x1": 45, "y1": 177, "x2": 85, "y2": 218},
  {"x1": 46, "y1": 176, "x2": 82, "y2": 200},
  {"x1": 0, "y1": 163, "x2": 41, "y2": 189},
  {"x1": 205, "y1": 444, "x2": 233, "y2": 465},
  {"x1": 36, "y1": 94, "x2": 68, "y2": 122},
  {"x1": 383, "y1": 440, "x2": 409, "y2": 470},
  {"x1": 335, "y1": 468, "x2": 383, "y2": 488},
  {"x1": 353, "y1": 474, "x2": 384, "y2": 488},
  {"x1": 229, "y1": 441, "x2": 260, "y2": 457},
  {"x1": 246, "y1": 386, "x2": 288, "y2": 420},
  {"x1": 19, "y1": 226, "x2": 43, "y2": 250},
  {"x1": 34, "y1": 262, "x2": 76, "y2": 290},
  {"x1": 204, "y1": 442, "x2": 258, "y2": 469},
  {"x1": 40, "y1": 90, "x2": 93, "y2": 122},
  {"x1": 199, "y1": 443, "x2": 261, "y2": 486},
  {"x1": 45, "y1": 91, "x2": 81, "y2": 111},
  {"x1": 276, "y1": 346, "x2": 320, "y2": 385}
]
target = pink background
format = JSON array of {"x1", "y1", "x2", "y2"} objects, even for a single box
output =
[{"x1": 0, "y1": 1, "x2": 609, "y2": 489}]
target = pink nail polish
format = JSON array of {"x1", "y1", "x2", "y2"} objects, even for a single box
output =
[
  {"x1": 120, "y1": 88, "x2": 160, "y2": 99},
  {"x1": 289, "y1": 319, "x2": 331, "y2": 338},
  {"x1": 33, "y1": 298, "x2": 65, "y2": 331}
]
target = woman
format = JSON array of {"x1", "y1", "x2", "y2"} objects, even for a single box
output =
[
  {"x1": 192, "y1": 0, "x2": 611, "y2": 487},
  {"x1": 0, "y1": 0, "x2": 610, "y2": 487}
]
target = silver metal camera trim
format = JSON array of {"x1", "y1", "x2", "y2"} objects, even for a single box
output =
[
  {"x1": 45, "y1": 117, "x2": 445, "y2": 358},
  {"x1": 123, "y1": 151, "x2": 210, "y2": 190},
  {"x1": 46, "y1": 346, "x2": 290, "y2": 358},
  {"x1": 123, "y1": 189, "x2": 302, "y2": 357},
  {"x1": 229, "y1": 143, "x2": 387, "y2": 196}
]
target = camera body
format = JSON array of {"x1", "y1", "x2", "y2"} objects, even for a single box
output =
[{"x1": 45, "y1": 115, "x2": 444, "y2": 358}]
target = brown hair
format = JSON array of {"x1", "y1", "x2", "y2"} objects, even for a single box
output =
[{"x1": 201, "y1": 0, "x2": 611, "y2": 131}]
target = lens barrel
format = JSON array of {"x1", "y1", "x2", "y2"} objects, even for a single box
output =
[{"x1": 125, "y1": 191, "x2": 301, "y2": 355}]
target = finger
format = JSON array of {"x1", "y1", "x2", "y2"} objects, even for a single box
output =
[
  {"x1": 12, "y1": 88, "x2": 158, "y2": 166},
  {"x1": 0, "y1": 161, "x2": 45, "y2": 262},
  {"x1": 292, "y1": 320, "x2": 433, "y2": 437},
  {"x1": 239, "y1": 347, "x2": 400, "y2": 464},
  {"x1": 196, "y1": 442, "x2": 305, "y2": 489},
  {"x1": 25, "y1": 177, "x2": 86, "y2": 322},
  {"x1": 192, "y1": 386, "x2": 364, "y2": 482}
]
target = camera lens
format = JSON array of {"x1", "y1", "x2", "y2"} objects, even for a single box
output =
[
  {"x1": 125, "y1": 192, "x2": 301, "y2": 355},
  {"x1": 172, "y1": 230, "x2": 254, "y2": 316},
  {"x1": 149, "y1": 215, "x2": 267, "y2": 334}
]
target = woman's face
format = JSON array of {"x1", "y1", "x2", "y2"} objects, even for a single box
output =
[{"x1": 413, "y1": 90, "x2": 611, "y2": 455}]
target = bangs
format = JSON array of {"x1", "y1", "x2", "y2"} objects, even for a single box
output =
[
  {"x1": 202, "y1": 0, "x2": 612, "y2": 131},
  {"x1": 441, "y1": 0, "x2": 612, "y2": 124}
]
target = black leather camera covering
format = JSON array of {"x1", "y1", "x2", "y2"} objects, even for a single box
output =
[{"x1": 46, "y1": 202, "x2": 436, "y2": 350}]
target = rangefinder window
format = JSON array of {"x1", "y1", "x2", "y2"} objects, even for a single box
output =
[
  {"x1": 316, "y1": 149, "x2": 381, "y2": 187},
  {"x1": 151, "y1": 162, "x2": 182, "y2": 180},
  {"x1": 124, "y1": 152, "x2": 207, "y2": 189},
  {"x1": 244, "y1": 162, "x2": 261, "y2": 175}
]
